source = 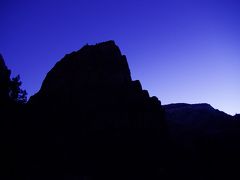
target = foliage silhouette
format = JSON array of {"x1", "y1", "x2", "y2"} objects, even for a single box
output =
[
  {"x1": 9, "y1": 75, "x2": 27, "y2": 104},
  {"x1": 0, "y1": 55, "x2": 27, "y2": 105}
]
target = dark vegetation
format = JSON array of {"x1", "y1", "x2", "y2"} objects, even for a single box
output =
[
  {"x1": 0, "y1": 41, "x2": 239, "y2": 179},
  {"x1": 0, "y1": 54, "x2": 27, "y2": 105}
]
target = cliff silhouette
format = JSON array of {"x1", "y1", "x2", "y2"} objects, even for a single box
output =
[
  {"x1": 1, "y1": 41, "x2": 166, "y2": 179},
  {"x1": 0, "y1": 41, "x2": 240, "y2": 179}
]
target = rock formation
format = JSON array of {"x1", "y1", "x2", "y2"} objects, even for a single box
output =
[
  {"x1": 24, "y1": 41, "x2": 165, "y2": 178},
  {"x1": 0, "y1": 54, "x2": 11, "y2": 105}
]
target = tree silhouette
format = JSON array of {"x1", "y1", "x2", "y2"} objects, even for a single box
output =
[
  {"x1": 9, "y1": 75, "x2": 27, "y2": 104},
  {"x1": 0, "y1": 55, "x2": 27, "y2": 105}
]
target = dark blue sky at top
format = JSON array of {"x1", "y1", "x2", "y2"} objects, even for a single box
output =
[{"x1": 0, "y1": 0, "x2": 239, "y2": 115}]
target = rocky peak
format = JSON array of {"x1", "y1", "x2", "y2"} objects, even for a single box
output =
[
  {"x1": 29, "y1": 41, "x2": 161, "y2": 111},
  {"x1": 25, "y1": 41, "x2": 165, "y2": 175},
  {"x1": 34, "y1": 41, "x2": 132, "y2": 99}
]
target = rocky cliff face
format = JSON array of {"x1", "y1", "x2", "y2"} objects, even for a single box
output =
[
  {"x1": 25, "y1": 41, "x2": 165, "y2": 177},
  {"x1": 0, "y1": 54, "x2": 11, "y2": 105},
  {"x1": 29, "y1": 41, "x2": 164, "y2": 129},
  {"x1": 30, "y1": 41, "x2": 131, "y2": 104}
]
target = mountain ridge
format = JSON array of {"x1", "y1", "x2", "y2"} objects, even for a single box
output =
[
  {"x1": 0, "y1": 41, "x2": 239, "y2": 179},
  {"x1": 163, "y1": 103, "x2": 233, "y2": 116}
]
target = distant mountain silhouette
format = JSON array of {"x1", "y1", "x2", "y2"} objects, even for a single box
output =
[
  {"x1": 164, "y1": 103, "x2": 238, "y2": 137},
  {"x1": 164, "y1": 103, "x2": 232, "y2": 128},
  {"x1": 234, "y1": 113, "x2": 240, "y2": 120},
  {"x1": 1, "y1": 41, "x2": 239, "y2": 179},
  {"x1": 163, "y1": 103, "x2": 240, "y2": 179}
]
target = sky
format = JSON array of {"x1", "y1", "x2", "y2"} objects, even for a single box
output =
[{"x1": 0, "y1": 0, "x2": 239, "y2": 115}]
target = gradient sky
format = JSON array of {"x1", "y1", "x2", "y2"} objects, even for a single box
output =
[{"x1": 1, "y1": 0, "x2": 239, "y2": 115}]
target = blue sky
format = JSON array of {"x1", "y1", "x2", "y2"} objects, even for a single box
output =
[{"x1": 0, "y1": 0, "x2": 239, "y2": 115}]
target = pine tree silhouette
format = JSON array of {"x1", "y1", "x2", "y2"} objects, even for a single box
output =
[
  {"x1": 0, "y1": 55, "x2": 27, "y2": 105},
  {"x1": 9, "y1": 75, "x2": 27, "y2": 104}
]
